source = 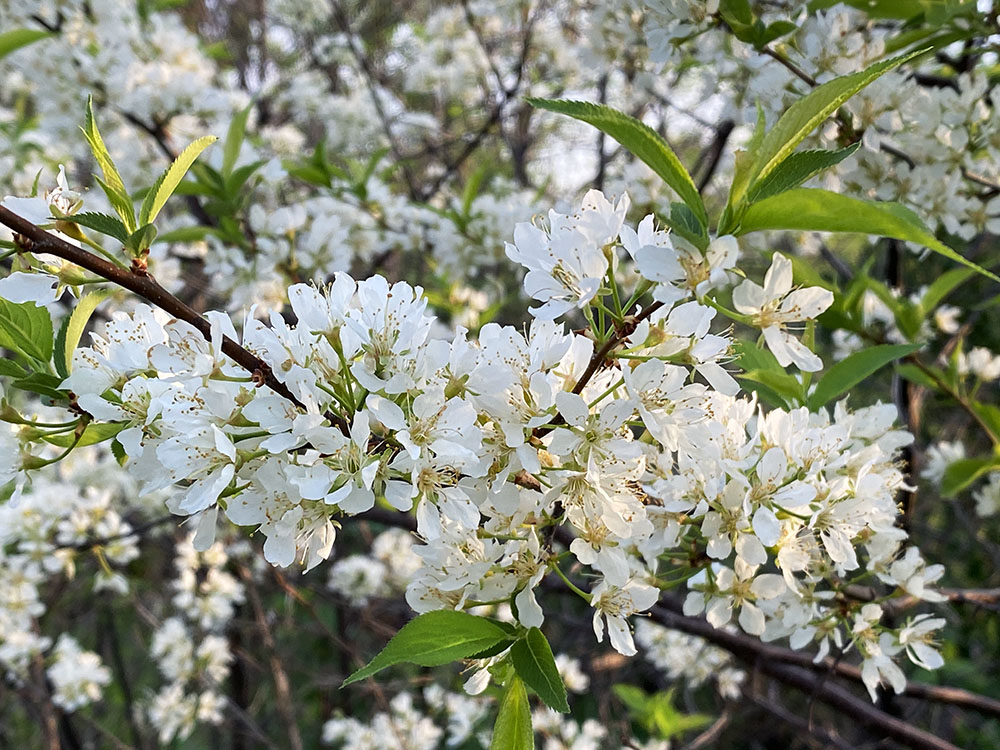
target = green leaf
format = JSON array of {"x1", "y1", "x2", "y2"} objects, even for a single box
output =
[
  {"x1": 61, "y1": 292, "x2": 109, "y2": 376},
  {"x1": 94, "y1": 176, "x2": 137, "y2": 235},
  {"x1": 0, "y1": 29, "x2": 54, "y2": 59},
  {"x1": 44, "y1": 421, "x2": 127, "y2": 448},
  {"x1": 736, "y1": 188, "x2": 1000, "y2": 283},
  {"x1": 0, "y1": 359, "x2": 28, "y2": 378},
  {"x1": 0, "y1": 299, "x2": 53, "y2": 363},
  {"x1": 490, "y1": 677, "x2": 534, "y2": 750},
  {"x1": 719, "y1": 0, "x2": 752, "y2": 25},
  {"x1": 155, "y1": 226, "x2": 211, "y2": 244},
  {"x1": 225, "y1": 160, "x2": 267, "y2": 196},
  {"x1": 971, "y1": 403, "x2": 1000, "y2": 444},
  {"x1": 139, "y1": 135, "x2": 218, "y2": 226},
  {"x1": 756, "y1": 20, "x2": 798, "y2": 46},
  {"x1": 341, "y1": 611, "x2": 512, "y2": 686},
  {"x1": 110, "y1": 438, "x2": 128, "y2": 465},
  {"x1": 510, "y1": 628, "x2": 569, "y2": 713},
  {"x1": 746, "y1": 143, "x2": 860, "y2": 203},
  {"x1": 895, "y1": 362, "x2": 939, "y2": 389},
  {"x1": 737, "y1": 369, "x2": 804, "y2": 408},
  {"x1": 807, "y1": 0, "x2": 925, "y2": 17},
  {"x1": 613, "y1": 685, "x2": 713, "y2": 740},
  {"x1": 126, "y1": 223, "x2": 159, "y2": 254},
  {"x1": 63, "y1": 212, "x2": 130, "y2": 244},
  {"x1": 526, "y1": 98, "x2": 707, "y2": 228},
  {"x1": 223, "y1": 103, "x2": 252, "y2": 176},
  {"x1": 11, "y1": 372, "x2": 66, "y2": 400},
  {"x1": 734, "y1": 340, "x2": 805, "y2": 407},
  {"x1": 807, "y1": 343, "x2": 921, "y2": 410},
  {"x1": 941, "y1": 457, "x2": 1000, "y2": 497},
  {"x1": 667, "y1": 202, "x2": 708, "y2": 247},
  {"x1": 53, "y1": 316, "x2": 71, "y2": 379},
  {"x1": 919, "y1": 266, "x2": 976, "y2": 318},
  {"x1": 82, "y1": 97, "x2": 135, "y2": 232},
  {"x1": 743, "y1": 50, "x2": 924, "y2": 201}
]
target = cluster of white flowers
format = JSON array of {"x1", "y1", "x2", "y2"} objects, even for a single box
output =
[
  {"x1": 12, "y1": 186, "x2": 936, "y2": 706},
  {"x1": 635, "y1": 620, "x2": 746, "y2": 700},
  {"x1": 2, "y1": 0, "x2": 987, "y2": 736},
  {"x1": 0, "y1": 450, "x2": 140, "y2": 684},
  {"x1": 147, "y1": 535, "x2": 244, "y2": 743},
  {"x1": 47, "y1": 634, "x2": 111, "y2": 711},
  {"x1": 328, "y1": 528, "x2": 422, "y2": 606}
]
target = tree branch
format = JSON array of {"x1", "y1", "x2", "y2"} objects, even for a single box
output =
[{"x1": 0, "y1": 206, "x2": 350, "y2": 434}]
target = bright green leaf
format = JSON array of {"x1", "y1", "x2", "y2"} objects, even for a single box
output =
[
  {"x1": 61, "y1": 291, "x2": 109, "y2": 376},
  {"x1": 807, "y1": 343, "x2": 921, "y2": 410},
  {"x1": 139, "y1": 135, "x2": 218, "y2": 226},
  {"x1": 490, "y1": 677, "x2": 534, "y2": 750},
  {"x1": 44, "y1": 421, "x2": 127, "y2": 448},
  {"x1": 0, "y1": 29, "x2": 55, "y2": 59},
  {"x1": 510, "y1": 628, "x2": 569, "y2": 713},
  {"x1": 736, "y1": 188, "x2": 1000, "y2": 283},
  {"x1": 82, "y1": 97, "x2": 136, "y2": 232},
  {"x1": 0, "y1": 298, "x2": 53, "y2": 363},
  {"x1": 526, "y1": 98, "x2": 707, "y2": 229},
  {"x1": 745, "y1": 50, "x2": 924, "y2": 200},
  {"x1": 341, "y1": 611, "x2": 512, "y2": 686}
]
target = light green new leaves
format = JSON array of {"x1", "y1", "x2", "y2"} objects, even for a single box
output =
[
  {"x1": 139, "y1": 135, "x2": 218, "y2": 226},
  {"x1": 223, "y1": 103, "x2": 252, "y2": 176},
  {"x1": 613, "y1": 685, "x2": 713, "y2": 740},
  {"x1": 737, "y1": 188, "x2": 1000, "y2": 283},
  {"x1": 747, "y1": 49, "x2": 924, "y2": 195},
  {"x1": 0, "y1": 299, "x2": 53, "y2": 364},
  {"x1": 56, "y1": 291, "x2": 109, "y2": 377},
  {"x1": 83, "y1": 97, "x2": 136, "y2": 233},
  {"x1": 806, "y1": 343, "x2": 920, "y2": 410},
  {"x1": 44, "y1": 422, "x2": 127, "y2": 448},
  {"x1": 341, "y1": 611, "x2": 512, "y2": 686},
  {"x1": 510, "y1": 628, "x2": 569, "y2": 713},
  {"x1": 491, "y1": 677, "x2": 534, "y2": 750},
  {"x1": 526, "y1": 98, "x2": 707, "y2": 230},
  {"x1": 0, "y1": 29, "x2": 54, "y2": 59}
]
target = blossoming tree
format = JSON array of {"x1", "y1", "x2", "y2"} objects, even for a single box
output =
[{"x1": 1, "y1": 1, "x2": 999, "y2": 749}]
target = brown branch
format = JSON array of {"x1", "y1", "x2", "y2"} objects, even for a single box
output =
[
  {"x1": 650, "y1": 605, "x2": 961, "y2": 750},
  {"x1": 0, "y1": 206, "x2": 350, "y2": 434},
  {"x1": 650, "y1": 600, "x2": 1000, "y2": 720},
  {"x1": 695, "y1": 119, "x2": 735, "y2": 192}
]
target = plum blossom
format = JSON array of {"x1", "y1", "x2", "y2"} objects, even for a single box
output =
[{"x1": 733, "y1": 253, "x2": 834, "y2": 371}]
